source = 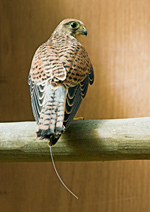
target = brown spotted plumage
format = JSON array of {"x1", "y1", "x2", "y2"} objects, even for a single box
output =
[{"x1": 28, "y1": 18, "x2": 94, "y2": 145}]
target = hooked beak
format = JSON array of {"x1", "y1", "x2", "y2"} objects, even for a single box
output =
[
  {"x1": 79, "y1": 26, "x2": 87, "y2": 36},
  {"x1": 82, "y1": 29, "x2": 87, "y2": 36}
]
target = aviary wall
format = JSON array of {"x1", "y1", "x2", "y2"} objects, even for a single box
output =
[{"x1": 1, "y1": 0, "x2": 150, "y2": 211}]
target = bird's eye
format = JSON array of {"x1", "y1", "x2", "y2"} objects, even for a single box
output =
[{"x1": 70, "y1": 22, "x2": 79, "y2": 29}]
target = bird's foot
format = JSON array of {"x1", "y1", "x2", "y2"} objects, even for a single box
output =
[{"x1": 73, "y1": 117, "x2": 84, "y2": 121}]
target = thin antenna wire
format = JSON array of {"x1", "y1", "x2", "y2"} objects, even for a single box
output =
[{"x1": 49, "y1": 145, "x2": 79, "y2": 199}]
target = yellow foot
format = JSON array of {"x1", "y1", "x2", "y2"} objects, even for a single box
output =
[{"x1": 73, "y1": 117, "x2": 84, "y2": 121}]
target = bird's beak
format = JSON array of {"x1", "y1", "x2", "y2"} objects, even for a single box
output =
[
  {"x1": 80, "y1": 26, "x2": 87, "y2": 36},
  {"x1": 82, "y1": 29, "x2": 87, "y2": 36}
]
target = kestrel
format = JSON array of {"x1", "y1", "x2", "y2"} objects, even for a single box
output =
[{"x1": 28, "y1": 18, "x2": 94, "y2": 145}]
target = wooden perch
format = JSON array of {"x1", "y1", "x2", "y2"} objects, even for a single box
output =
[{"x1": 0, "y1": 118, "x2": 150, "y2": 162}]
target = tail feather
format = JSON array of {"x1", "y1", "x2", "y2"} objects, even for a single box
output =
[
  {"x1": 49, "y1": 134, "x2": 61, "y2": 145},
  {"x1": 37, "y1": 84, "x2": 67, "y2": 144}
]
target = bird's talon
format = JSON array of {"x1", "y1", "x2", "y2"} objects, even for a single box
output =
[{"x1": 73, "y1": 117, "x2": 84, "y2": 121}]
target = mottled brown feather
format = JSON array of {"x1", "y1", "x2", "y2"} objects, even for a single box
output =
[
  {"x1": 30, "y1": 32, "x2": 91, "y2": 86},
  {"x1": 28, "y1": 19, "x2": 94, "y2": 145}
]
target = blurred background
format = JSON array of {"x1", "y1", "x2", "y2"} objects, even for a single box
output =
[{"x1": 1, "y1": 0, "x2": 150, "y2": 211}]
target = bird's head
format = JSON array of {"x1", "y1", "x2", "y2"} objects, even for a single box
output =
[{"x1": 54, "y1": 18, "x2": 87, "y2": 38}]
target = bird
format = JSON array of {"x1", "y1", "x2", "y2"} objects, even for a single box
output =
[{"x1": 28, "y1": 18, "x2": 94, "y2": 146}]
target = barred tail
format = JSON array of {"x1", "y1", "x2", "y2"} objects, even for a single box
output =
[{"x1": 37, "y1": 84, "x2": 67, "y2": 145}]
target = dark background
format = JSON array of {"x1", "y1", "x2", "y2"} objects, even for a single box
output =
[{"x1": 1, "y1": 0, "x2": 150, "y2": 211}]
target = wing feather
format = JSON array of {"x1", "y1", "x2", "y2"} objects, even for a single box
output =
[
  {"x1": 29, "y1": 34, "x2": 94, "y2": 136},
  {"x1": 28, "y1": 39, "x2": 67, "y2": 125},
  {"x1": 63, "y1": 66, "x2": 94, "y2": 129},
  {"x1": 28, "y1": 73, "x2": 46, "y2": 124}
]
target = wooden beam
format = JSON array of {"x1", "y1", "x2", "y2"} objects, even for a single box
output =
[{"x1": 1, "y1": 118, "x2": 150, "y2": 162}]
